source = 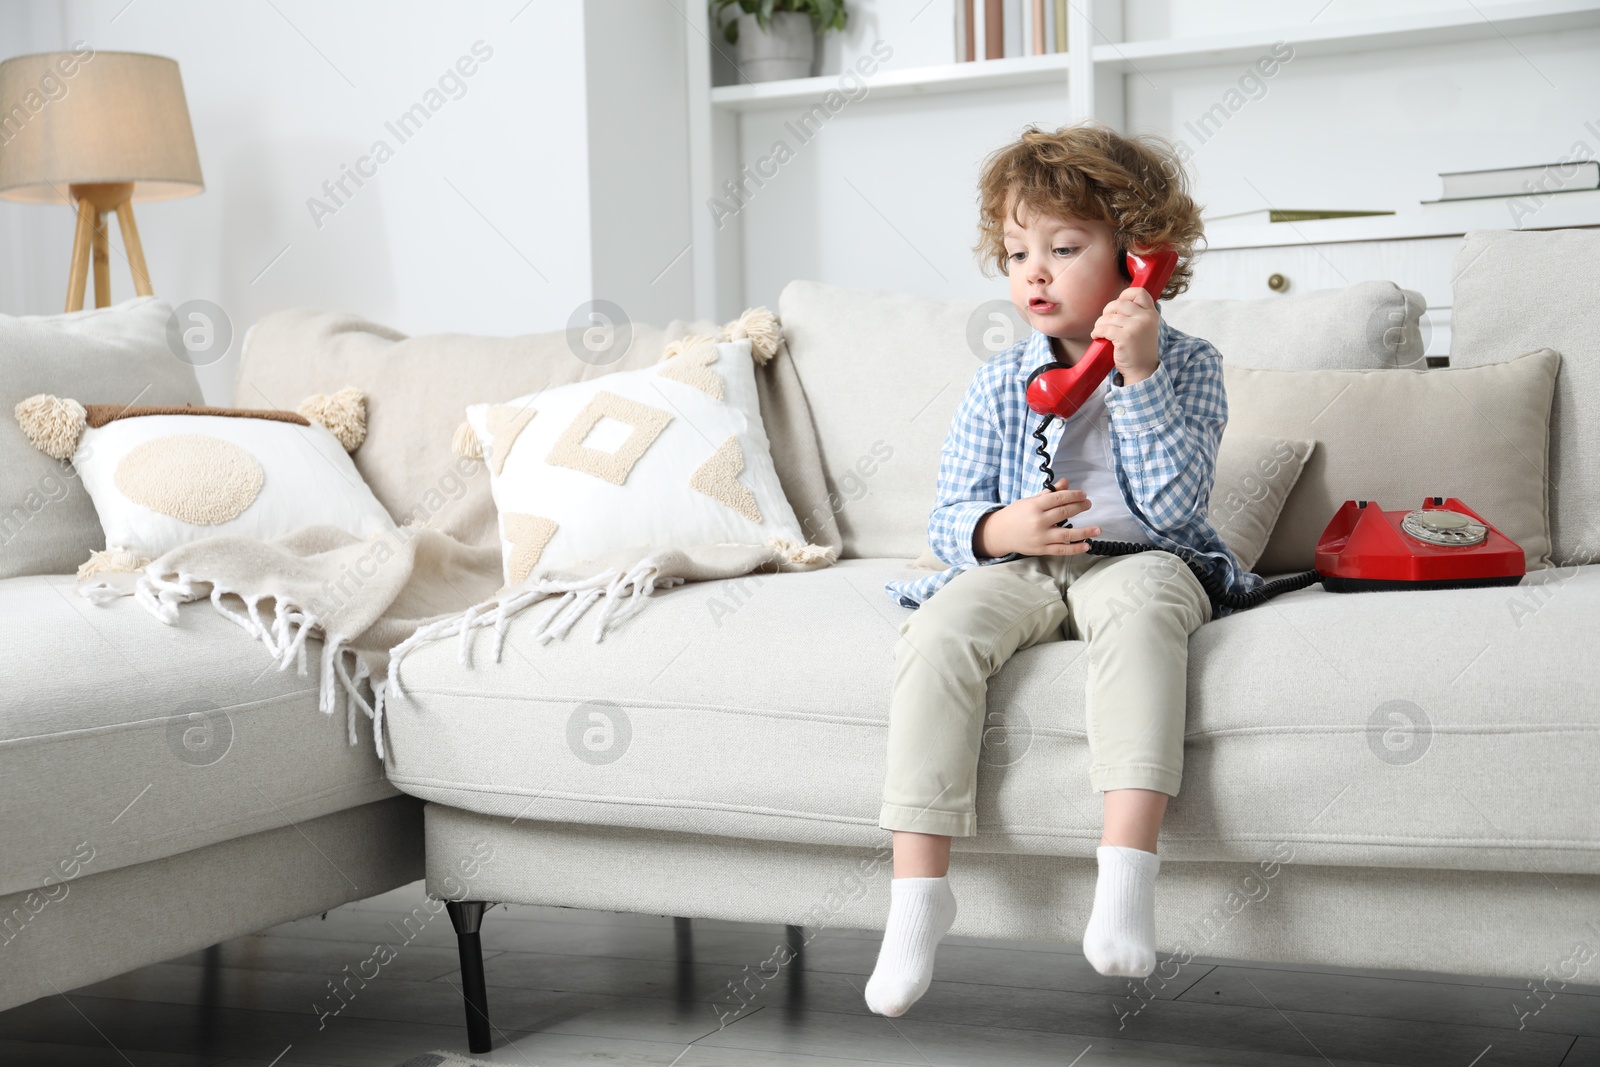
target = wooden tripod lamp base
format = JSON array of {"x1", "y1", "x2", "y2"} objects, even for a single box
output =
[
  {"x1": 66, "y1": 182, "x2": 155, "y2": 313},
  {"x1": 0, "y1": 50, "x2": 202, "y2": 312}
]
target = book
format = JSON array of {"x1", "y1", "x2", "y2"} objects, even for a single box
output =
[
  {"x1": 985, "y1": 0, "x2": 1003, "y2": 60},
  {"x1": 1204, "y1": 208, "x2": 1397, "y2": 225},
  {"x1": 1424, "y1": 160, "x2": 1600, "y2": 203},
  {"x1": 955, "y1": 0, "x2": 974, "y2": 61},
  {"x1": 965, "y1": 0, "x2": 1068, "y2": 61}
]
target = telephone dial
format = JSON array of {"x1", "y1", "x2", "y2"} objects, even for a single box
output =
[{"x1": 1021, "y1": 246, "x2": 1526, "y2": 613}]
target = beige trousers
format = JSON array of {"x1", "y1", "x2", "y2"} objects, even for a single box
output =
[{"x1": 879, "y1": 549, "x2": 1213, "y2": 837}]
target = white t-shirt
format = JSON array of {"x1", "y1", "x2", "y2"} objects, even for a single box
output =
[{"x1": 1050, "y1": 379, "x2": 1154, "y2": 545}]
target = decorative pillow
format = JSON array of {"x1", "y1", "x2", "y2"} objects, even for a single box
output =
[
  {"x1": 462, "y1": 326, "x2": 818, "y2": 587},
  {"x1": 907, "y1": 430, "x2": 1313, "y2": 574},
  {"x1": 13, "y1": 386, "x2": 395, "y2": 576},
  {"x1": 235, "y1": 307, "x2": 731, "y2": 552},
  {"x1": 1207, "y1": 433, "x2": 1315, "y2": 573},
  {"x1": 1224, "y1": 348, "x2": 1560, "y2": 574},
  {"x1": 0, "y1": 296, "x2": 203, "y2": 579}
]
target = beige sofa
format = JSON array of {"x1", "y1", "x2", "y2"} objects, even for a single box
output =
[
  {"x1": 4, "y1": 228, "x2": 1594, "y2": 1051},
  {"x1": 380, "y1": 228, "x2": 1600, "y2": 1051}
]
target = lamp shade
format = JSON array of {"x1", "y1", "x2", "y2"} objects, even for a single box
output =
[{"x1": 0, "y1": 50, "x2": 203, "y2": 204}]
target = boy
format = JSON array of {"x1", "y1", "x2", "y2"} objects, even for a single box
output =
[{"x1": 865, "y1": 122, "x2": 1262, "y2": 1018}]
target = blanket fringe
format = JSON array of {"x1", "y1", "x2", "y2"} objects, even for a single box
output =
[
  {"x1": 386, "y1": 554, "x2": 680, "y2": 707},
  {"x1": 129, "y1": 568, "x2": 386, "y2": 757}
]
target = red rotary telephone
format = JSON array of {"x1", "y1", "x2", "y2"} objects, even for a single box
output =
[
  {"x1": 1016, "y1": 246, "x2": 1526, "y2": 615},
  {"x1": 1024, "y1": 247, "x2": 1180, "y2": 420},
  {"x1": 1315, "y1": 497, "x2": 1524, "y2": 592}
]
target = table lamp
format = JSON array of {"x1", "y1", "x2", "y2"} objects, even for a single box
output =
[{"x1": 0, "y1": 50, "x2": 203, "y2": 311}]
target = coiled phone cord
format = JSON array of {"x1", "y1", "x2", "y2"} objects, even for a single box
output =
[{"x1": 1030, "y1": 415, "x2": 1319, "y2": 613}]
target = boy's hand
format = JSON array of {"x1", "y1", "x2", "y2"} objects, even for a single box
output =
[
  {"x1": 973, "y1": 478, "x2": 1102, "y2": 559},
  {"x1": 1092, "y1": 285, "x2": 1160, "y2": 385}
]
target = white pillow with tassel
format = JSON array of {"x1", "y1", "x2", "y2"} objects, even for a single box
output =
[
  {"x1": 13, "y1": 387, "x2": 395, "y2": 579},
  {"x1": 459, "y1": 310, "x2": 822, "y2": 589}
]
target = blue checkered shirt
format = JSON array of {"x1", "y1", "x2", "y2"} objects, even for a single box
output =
[{"x1": 883, "y1": 315, "x2": 1264, "y2": 619}]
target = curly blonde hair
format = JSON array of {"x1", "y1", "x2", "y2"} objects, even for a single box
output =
[{"x1": 974, "y1": 121, "x2": 1205, "y2": 300}]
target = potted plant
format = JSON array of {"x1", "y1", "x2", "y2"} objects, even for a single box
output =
[{"x1": 709, "y1": 0, "x2": 849, "y2": 83}]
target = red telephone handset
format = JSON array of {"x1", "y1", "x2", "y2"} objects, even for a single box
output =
[{"x1": 1023, "y1": 247, "x2": 1180, "y2": 420}]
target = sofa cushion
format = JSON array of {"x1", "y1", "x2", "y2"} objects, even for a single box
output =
[
  {"x1": 0, "y1": 574, "x2": 397, "y2": 897},
  {"x1": 1201, "y1": 431, "x2": 1313, "y2": 573},
  {"x1": 384, "y1": 557, "x2": 1600, "y2": 876},
  {"x1": 1163, "y1": 281, "x2": 1428, "y2": 370},
  {"x1": 777, "y1": 281, "x2": 980, "y2": 561},
  {"x1": 0, "y1": 297, "x2": 202, "y2": 580},
  {"x1": 1226, "y1": 348, "x2": 1559, "y2": 575},
  {"x1": 1449, "y1": 228, "x2": 1600, "y2": 566},
  {"x1": 776, "y1": 279, "x2": 1429, "y2": 562}
]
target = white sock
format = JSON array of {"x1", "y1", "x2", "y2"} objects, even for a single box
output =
[
  {"x1": 863, "y1": 875, "x2": 958, "y2": 1017},
  {"x1": 1083, "y1": 844, "x2": 1161, "y2": 978}
]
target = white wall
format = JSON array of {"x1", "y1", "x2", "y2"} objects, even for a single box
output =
[
  {"x1": 0, "y1": 0, "x2": 602, "y2": 404},
  {"x1": 0, "y1": 0, "x2": 71, "y2": 317}
]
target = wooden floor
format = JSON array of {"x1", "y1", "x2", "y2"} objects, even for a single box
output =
[{"x1": 1, "y1": 878, "x2": 1596, "y2": 1066}]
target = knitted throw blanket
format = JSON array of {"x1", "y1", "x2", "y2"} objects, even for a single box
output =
[{"x1": 80, "y1": 522, "x2": 834, "y2": 758}]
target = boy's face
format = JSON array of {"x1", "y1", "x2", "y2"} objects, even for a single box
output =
[{"x1": 1003, "y1": 199, "x2": 1126, "y2": 362}]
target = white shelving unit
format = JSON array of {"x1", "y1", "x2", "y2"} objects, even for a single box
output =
[
  {"x1": 1092, "y1": 0, "x2": 1600, "y2": 72},
  {"x1": 709, "y1": 49, "x2": 1073, "y2": 112},
  {"x1": 685, "y1": 0, "x2": 1600, "y2": 320},
  {"x1": 708, "y1": 0, "x2": 1600, "y2": 110}
]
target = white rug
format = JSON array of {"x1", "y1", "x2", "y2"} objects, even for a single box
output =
[{"x1": 393, "y1": 1053, "x2": 508, "y2": 1067}]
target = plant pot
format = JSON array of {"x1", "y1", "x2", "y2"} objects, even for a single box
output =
[{"x1": 735, "y1": 10, "x2": 815, "y2": 83}]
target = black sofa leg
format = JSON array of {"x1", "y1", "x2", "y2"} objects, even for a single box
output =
[{"x1": 447, "y1": 900, "x2": 493, "y2": 1053}]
